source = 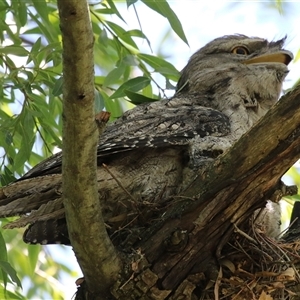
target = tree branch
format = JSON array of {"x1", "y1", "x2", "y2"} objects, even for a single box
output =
[
  {"x1": 57, "y1": 0, "x2": 121, "y2": 295},
  {"x1": 130, "y1": 85, "x2": 300, "y2": 291}
]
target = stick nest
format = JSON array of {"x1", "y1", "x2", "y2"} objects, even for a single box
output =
[{"x1": 201, "y1": 221, "x2": 300, "y2": 300}]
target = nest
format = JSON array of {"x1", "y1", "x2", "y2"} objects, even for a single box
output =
[{"x1": 201, "y1": 221, "x2": 300, "y2": 300}]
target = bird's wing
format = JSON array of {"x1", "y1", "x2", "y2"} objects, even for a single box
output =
[
  {"x1": 21, "y1": 102, "x2": 230, "y2": 179},
  {"x1": 97, "y1": 102, "x2": 231, "y2": 157},
  {"x1": 0, "y1": 99, "x2": 230, "y2": 238}
]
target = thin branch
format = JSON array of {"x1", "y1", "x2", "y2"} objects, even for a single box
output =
[
  {"x1": 102, "y1": 163, "x2": 138, "y2": 204},
  {"x1": 57, "y1": 0, "x2": 121, "y2": 296}
]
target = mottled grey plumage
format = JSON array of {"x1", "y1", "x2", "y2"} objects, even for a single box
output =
[{"x1": 0, "y1": 35, "x2": 293, "y2": 244}]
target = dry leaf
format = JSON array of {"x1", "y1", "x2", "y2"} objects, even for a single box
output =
[
  {"x1": 220, "y1": 259, "x2": 235, "y2": 273},
  {"x1": 259, "y1": 290, "x2": 273, "y2": 300},
  {"x1": 255, "y1": 271, "x2": 278, "y2": 277},
  {"x1": 276, "y1": 267, "x2": 295, "y2": 281},
  {"x1": 272, "y1": 281, "x2": 285, "y2": 289}
]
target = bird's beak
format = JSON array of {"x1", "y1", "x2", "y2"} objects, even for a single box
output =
[{"x1": 243, "y1": 50, "x2": 293, "y2": 66}]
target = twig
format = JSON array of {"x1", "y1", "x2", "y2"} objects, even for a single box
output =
[
  {"x1": 102, "y1": 163, "x2": 138, "y2": 204},
  {"x1": 233, "y1": 224, "x2": 258, "y2": 245},
  {"x1": 213, "y1": 266, "x2": 222, "y2": 300}
]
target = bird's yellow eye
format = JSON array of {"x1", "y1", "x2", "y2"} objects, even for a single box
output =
[{"x1": 231, "y1": 46, "x2": 249, "y2": 55}]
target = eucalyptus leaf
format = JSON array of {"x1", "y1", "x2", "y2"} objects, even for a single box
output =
[
  {"x1": 94, "y1": 89, "x2": 105, "y2": 113},
  {"x1": 138, "y1": 53, "x2": 180, "y2": 80},
  {"x1": 0, "y1": 46, "x2": 28, "y2": 56},
  {"x1": 32, "y1": 0, "x2": 49, "y2": 22},
  {"x1": 52, "y1": 76, "x2": 63, "y2": 96},
  {"x1": 124, "y1": 90, "x2": 158, "y2": 104},
  {"x1": 141, "y1": 0, "x2": 188, "y2": 45},
  {"x1": 27, "y1": 245, "x2": 41, "y2": 276},
  {"x1": 17, "y1": 0, "x2": 27, "y2": 27},
  {"x1": 126, "y1": 0, "x2": 138, "y2": 8},
  {"x1": 0, "y1": 261, "x2": 22, "y2": 288},
  {"x1": 106, "y1": 21, "x2": 139, "y2": 50},
  {"x1": 110, "y1": 76, "x2": 150, "y2": 99},
  {"x1": 103, "y1": 64, "x2": 126, "y2": 87}
]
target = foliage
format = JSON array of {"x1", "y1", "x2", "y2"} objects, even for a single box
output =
[
  {"x1": 0, "y1": 221, "x2": 74, "y2": 300},
  {"x1": 0, "y1": 0, "x2": 186, "y2": 179}
]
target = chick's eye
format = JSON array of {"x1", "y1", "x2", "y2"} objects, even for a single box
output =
[{"x1": 231, "y1": 46, "x2": 249, "y2": 55}]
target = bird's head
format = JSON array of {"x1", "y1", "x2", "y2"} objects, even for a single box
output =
[{"x1": 176, "y1": 35, "x2": 293, "y2": 111}]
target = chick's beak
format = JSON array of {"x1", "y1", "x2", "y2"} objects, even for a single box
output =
[{"x1": 243, "y1": 50, "x2": 293, "y2": 66}]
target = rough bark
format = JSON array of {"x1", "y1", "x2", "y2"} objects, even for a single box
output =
[
  {"x1": 57, "y1": 0, "x2": 121, "y2": 296},
  {"x1": 105, "y1": 85, "x2": 300, "y2": 299},
  {"x1": 69, "y1": 83, "x2": 300, "y2": 300}
]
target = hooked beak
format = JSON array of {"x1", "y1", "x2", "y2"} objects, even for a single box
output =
[{"x1": 243, "y1": 50, "x2": 293, "y2": 66}]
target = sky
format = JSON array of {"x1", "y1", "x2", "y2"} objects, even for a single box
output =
[
  {"x1": 119, "y1": 1, "x2": 300, "y2": 89},
  {"x1": 49, "y1": 1, "x2": 300, "y2": 298}
]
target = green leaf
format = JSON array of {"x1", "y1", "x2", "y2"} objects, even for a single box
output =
[
  {"x1": 0, "y1": 288, "x2": 25, "y2": 300},
  {"x1": 0, "y1": 0, "x2": 8, "y2": 9},
  {"x1": 166, "y1": 78, "x2": 177, "y2": 90},
  {"x1": 5, "y1": 131, "x2": 13, "y2": 146},
  {"x1": 27, "y1": 245, "x2": 41, "y2": 276},
  {"x1": 52, "y1": 76, "x2": 63, "y2": 96},
  {"x1": 95, "y1": 75, "x2": 105, "y2": 86},
  {"x1": 0, "y1": 46, "x2": 28, "y2": 56},
  {"x1": 0, "y1": 232, "x2": 7, "y2": 262},
  {"x1": 285, "y1": 193, "x2": 300, "y2": 202},
  {"x1": 122, "y1": 54, "x2": 138, "y2": 66},
  {"x1": 17, "y1": 0, "x2": 27, "y2": 27},
  {"x1": 13, "y1": 110, "x2": 36, "y2": 172},
  {"x1": 106, "y1": 0, "x2": 125, "y2": 22},
  {"x1": 126, "y1": 0, "x2": 138, "y2": 7},
  {"x1": 32, "y1": 0, "x2": 49, "y2": 22},
  {"x1": 0, "y1": 261, "x2": 22, "y2": 288},
  {"x1": 0, "y1": 166, "x2": 16, "y2": 186},
  {"x1": 0, "y1": 20, "x2": 21, "y2": 45},
  {"x1": 103, "y1": 64, "x2": 125, "y2": 87},
  {"x1": 94, "y1": 90, "x2": 104, "y2": 113},
  {"x1": 30, "y1": 37, "x2": 42, "y2": 54},
  {"x1": 142, "y1": 82, "x2": 154, "y2": 98},
  {"x1": 126, "y1": 29, "x2": 152, "y2": 50},
  {"x1": 27, "y1": 37, "x2": 42, "y2": 64},
  {"x1": 141, "y1": 0, "x2": 188, "y2": 45},
  {"x1": 0, "y1": 266, "x2": 8, "y2": 293},
  {"x1": 31, "y1": 106, "x2": 62, "y2": 148},
  {"x1": 126, "y1": 29, "x2": 147, "y2": 39},
  {"x1": 110, "y1": 76, "x2": 150, "y2": 99},
  {"x1": 106, "y1": 21, "x2": 138, "y2": 50},
  {"x1": 98, "y1": 27, "x2": 108, "y2": 44},
  {"x1": 124, "y1": 90, "x2": 158, "y2": 105},
  {"x1": 101, "y1": 91, "x2": 123, "y2": 120},
  {"x1": 27, "y1": 11, "x2": 59, "y2": 44},
  {"x1": 138, "y1": 53, "x2": 180, "y2": 80}
]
